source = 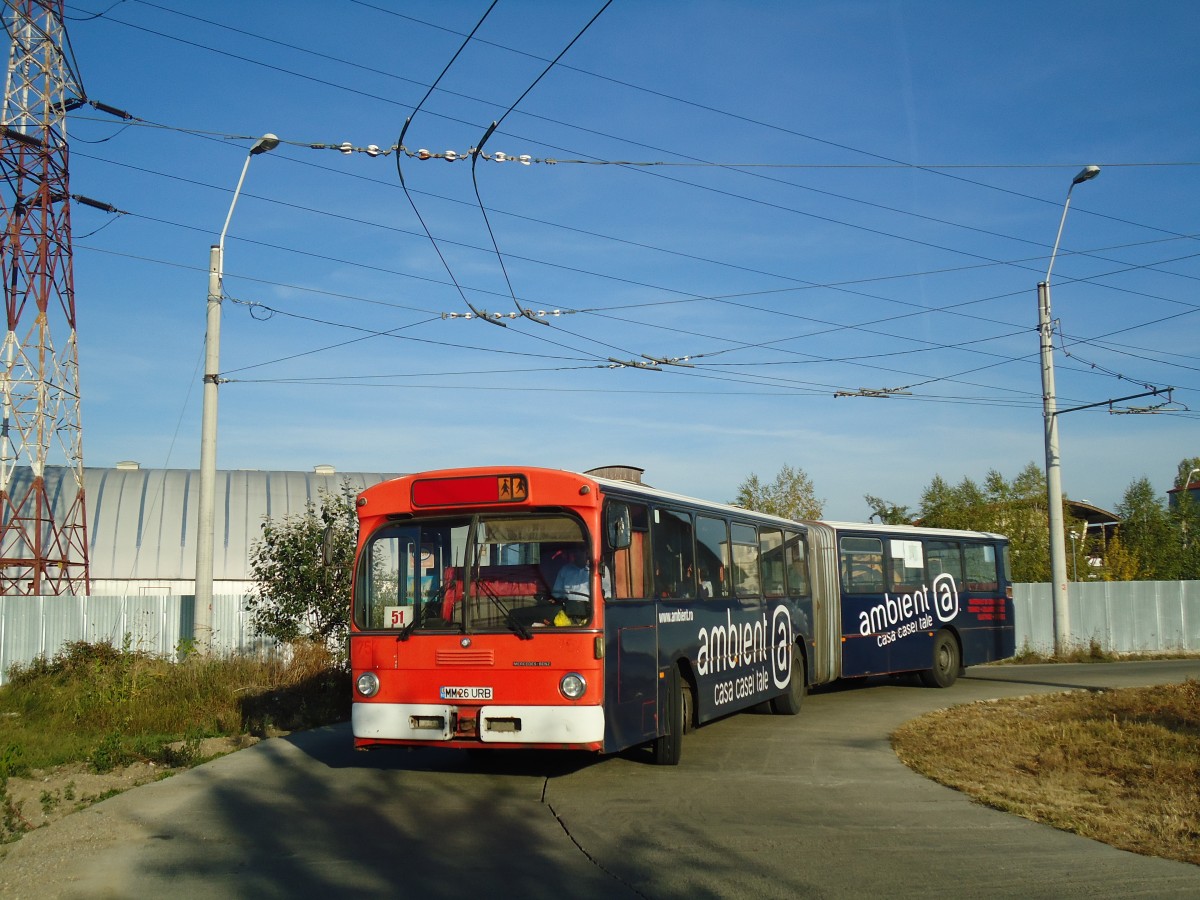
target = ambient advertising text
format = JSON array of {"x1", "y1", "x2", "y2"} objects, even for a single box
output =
[
  {"x1": 858, "y1": 573, "x2": 960, "y2": 647},
  {"x1": 698, "y1": 606, "x2": 793, "y2": 708}
]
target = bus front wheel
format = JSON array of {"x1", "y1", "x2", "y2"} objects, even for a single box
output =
[
  {"x1": 652, "y1": 667, "x2": 686, "y2": 765},
  {"x1": 920, "y1": 630, "x2": 960, "y2": 688}
]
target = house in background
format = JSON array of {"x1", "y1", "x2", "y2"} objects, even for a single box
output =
[{"x1": 1166, "y1": 474, "x2": 1200, "y2": 510}]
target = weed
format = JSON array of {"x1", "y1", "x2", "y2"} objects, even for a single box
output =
[
  {"x1": 175, "y1": 636, "x2": 199, "y2": 660},
  {"x1": 1, "y1": 640, "x2": 347, "y2": 771},
  {"x1": 78, "y1": 788, "x2": 121, "y2": 806},
  {"x1": 40, "y1": 788, "x2": 61, "y2": 815},
  {"x1": 88, "y1": 732, "x2": 133, "y2": 774},
  {"x1": 0, "y1": 743, "x2": 26, "y2": 780},
  {"x1": 0, "y1": 745, "x2": 32, "y2": 842},
  {"x1": 157, "y1": 731, "x2": 203, "y2": 769},
  {"x1": 1, "y1": 791, "x2": 30, "y2": 842},
  {"x1": 0, "y1": 640, "x2": 348, "y2": 842},
  {"x1": 999, "y1": 640, "x2": 1197, "y2": 665}
]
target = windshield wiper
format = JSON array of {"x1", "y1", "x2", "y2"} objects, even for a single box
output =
[
  {"x1": 397, "y1": 581, "x2": 453, "y2": 642},
  {"x1": 474, "y1": 580, "x2": 532, "y2": 640}
]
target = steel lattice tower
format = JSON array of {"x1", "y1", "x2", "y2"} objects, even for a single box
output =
[{"x1": 0, "y1": 0, "x2": 89, "y2": 595}]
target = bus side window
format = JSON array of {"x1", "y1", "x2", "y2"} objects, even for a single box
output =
[
  {"x1": 840, "y1": 536, "x2": 884, "y2": 593},
  {"x1": 760, "y1": 529, "x2": 785, "y2": 598},
  {"x1": 607, "y1": 501, "x2": 650, "y2": 600},
  {"x1": 926, "y1": 541, "x2": 964, "y2": 584},
  {"x1": 964, "y1": 543, "x2": 999, "y2": 591},
  {"x1": 652, "y1": 508, "x2": 695, "y2": 599},
  {"x1": 889, "y1": 539, "x2": 926, "y2": 591},
  {"x1": 784, "y1": 531, "x2": 810, "y2": 597},
  {"x1": 695, "y1": 515, "x2": 730, "y2": 599},
  {"x1": 731, "y1": 523, "x2": 761, "y2": 598}
]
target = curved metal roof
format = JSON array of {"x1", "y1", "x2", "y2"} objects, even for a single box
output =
[{"x1": 5, "y1": 465, "x2": 399, "y2": 583}]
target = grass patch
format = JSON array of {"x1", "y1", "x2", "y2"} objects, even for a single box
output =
[
  {"x1": 892, "y1": 679, "x2": 1200, "y2": 865},
  {"x1": 0, "y1": 639, "x2": 349, "y2": 841}
]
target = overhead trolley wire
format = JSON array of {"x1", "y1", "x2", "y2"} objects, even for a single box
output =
[
  {"x1": 70, "y1": 4, "x2": 1195, "y2": 408},
  {"x1": 72, "y1": 2, "x2": 1200, "y2": 290},
  {"x1": 470, "y1": 0, "x2": 612, "y2": 324}
]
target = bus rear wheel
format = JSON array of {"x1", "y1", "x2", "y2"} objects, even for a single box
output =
[
  {"x1": 652, "y1": 667, "x2": 686, "y2": 765},
  {"x1": 770, "y1": 649, "x2": 805, "y2": 715},
  {"x1": 920, "y1": 630, "x2": 960, "y2": 688}
]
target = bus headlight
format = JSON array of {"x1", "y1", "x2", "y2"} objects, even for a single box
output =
[
  {"x1": 559, "y1": 672, "x2": 586, "y2": 700},
  {"x1": 356, "y1": 672, "x2": 380, "y2": 698}
]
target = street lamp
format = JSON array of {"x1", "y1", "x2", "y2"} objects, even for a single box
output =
[
  {"x1": 1039, "y1": 164, "x2": 1099, "y2": 656},
  {"x1": 194, "y1": 133, "x2": 279, "y2": 651}
]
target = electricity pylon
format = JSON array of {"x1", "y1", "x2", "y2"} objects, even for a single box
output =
[{"x1": 0, "y1": 0, "x2": 89, "y2": 595}]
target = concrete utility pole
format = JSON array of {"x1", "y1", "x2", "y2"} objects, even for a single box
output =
[
  {"x1": 194, "y1": 134, "x2": 278, "y2": 649},
  {"x1": 1039, "y1": 164, "x2": 1100, "y2": 657}
]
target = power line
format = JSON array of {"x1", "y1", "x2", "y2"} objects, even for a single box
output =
[{"x1": 70, "y1": 2, "x2": 1195, "y2": 420}]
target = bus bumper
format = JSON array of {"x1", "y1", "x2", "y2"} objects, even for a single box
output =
[{"x1": 352, "y1": 702, "x2": 605, "y2": 744}]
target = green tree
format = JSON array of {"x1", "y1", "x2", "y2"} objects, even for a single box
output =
[
  {"x1": 1171, "y1": 456, "x2": 1200, "y2": 579},
  {"x1": 914, "y1": 462, "x2": 1079, "y2": 583},
  {"x1": 1174, "y1": 456, "x2": 1200, "y2": 489},
  {"x1": 1099, "y1": 533, "x2": 1141, "y2": 581},
  {"x1": 1174, "y1": 489, "x2": 1200, "y2": 580},
  {"x1": 1115, "y1": 477, "x2": 1177, "y2": 579},
  {"x1": 732, "y1": 463, "x2": 823, "y2": 520},
  {"x1": 863, "y1": 494, "x2": 913, "y2": 525},
  {"x1": 246, "y1": 484, "x2": 358, "y2": 653}
]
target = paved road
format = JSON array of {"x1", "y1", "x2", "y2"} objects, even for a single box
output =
[{"x1": 2, "y1": 660, "x2": 1198, "y2": 898}]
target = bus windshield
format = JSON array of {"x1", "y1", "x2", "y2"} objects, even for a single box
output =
[{"x1": 354, "y1": 513, "x2": 593, "y2": 633}]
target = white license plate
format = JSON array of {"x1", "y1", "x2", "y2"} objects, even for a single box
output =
[{"x1": 440, "y1": 686, "x2": 493, "y2": 700}]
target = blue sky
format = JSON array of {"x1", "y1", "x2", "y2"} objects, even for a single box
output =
[{"x1": 49, "y1": 0, "x2": 1200, "y2": 518}]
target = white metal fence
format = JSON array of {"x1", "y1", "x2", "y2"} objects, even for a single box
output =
[
  {"x1": 1, "y1": 583, "x2": 1197, "y2": 685},
  {"x1": 0, "y1": 594, "x2": 269, "y2": 685},
  {"x1": 1013, "y1": 581, "x2": 1200, "y2": 655}
]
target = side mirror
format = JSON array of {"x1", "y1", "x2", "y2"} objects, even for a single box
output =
[
  {"x1": 605, "y1": 503, "x2": 632, "y2": 550},
  {"x1": 321, "y1": 524, "x2": 336, "y2": 566}
]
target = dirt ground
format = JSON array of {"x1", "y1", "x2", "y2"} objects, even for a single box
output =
[{"x1": 1, "y1": 736, "x2": 256, "y2": 840}]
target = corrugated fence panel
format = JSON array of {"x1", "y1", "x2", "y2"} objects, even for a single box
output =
[
  {"x1": 1074, "y1": 582, "x2": 1111, "y2": 648},
  {"x1": 42, "y1": 595, "x2": 84, "y2": 660},
  {"x1": 85, "y1": 596, "x2": 132, "y2": 647},
  {"x1": 212, "y1": 594, "x2": 261, "y2": 655},
  {"x1": 1131, "y1": 581, "x2": 1165, "y2": 650},
  {"x1": 1185, "y1": 582, "x2": 1200, "y2": 648},
  {"x1": 1012, "y1": 582, "x2": 1054, "y2": 652},
  {"x1": 0, "y1": 595, "x2": 280, "y2": 684},
  {"x1": 1012, "y1": 582, "x2": 1199, "y2": 654},
  {"x1": 0, "y1": 596, "x2": 46, "y2": 678}
]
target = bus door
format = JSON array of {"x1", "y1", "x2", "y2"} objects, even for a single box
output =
[
  {"x1": 778, "y1": 529, "x2": 823, "y2": 683},
  {"x1": 601, "y1": 500, "x2": 659, "y2": 750},
  {"x1": 883, "y1": 538, "x2": 936, "y2": 673},
  {"x1": 838, "y1": 534, "x2": 892, "y2": 676}
]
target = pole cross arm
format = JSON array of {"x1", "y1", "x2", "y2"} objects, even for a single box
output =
[{"x1": 1055, "y1": 387, "x2": 1172, "y2": 416}]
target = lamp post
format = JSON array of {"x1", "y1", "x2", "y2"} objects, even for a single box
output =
[
  {"x1": 1039, "y1": 164, "x2": 1099, "y2": 656},
  {"x1": 194, "y1": 134, "x2": 279, "y2": 651}
]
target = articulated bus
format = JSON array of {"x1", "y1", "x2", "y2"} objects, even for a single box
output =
[{"x1": 349, "y1": 466, "x2": 1014, "y2": 764}]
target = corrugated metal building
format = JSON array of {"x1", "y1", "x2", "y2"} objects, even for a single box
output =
[{"x1": 3, "y1": 464, "x2": 400, "y2": 596}]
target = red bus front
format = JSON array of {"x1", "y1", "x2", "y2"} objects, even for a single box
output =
[{"x1": 349, "y1": 469, "x2": 607, "y2": 753}]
